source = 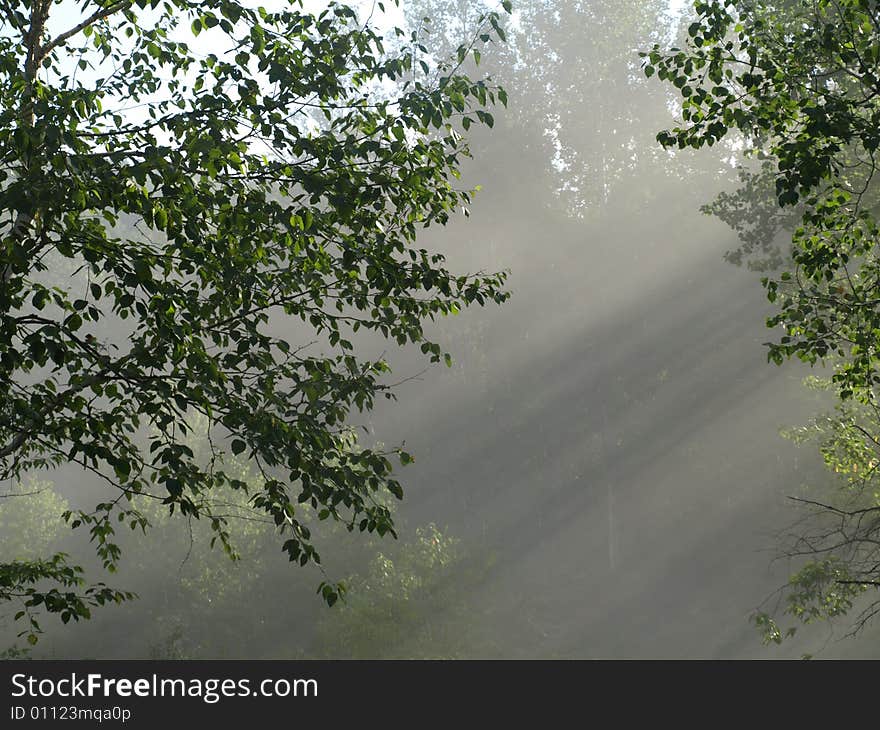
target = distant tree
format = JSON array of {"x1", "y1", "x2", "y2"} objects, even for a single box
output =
[
  {"x1": 313, "y1": 523, "x2": 491, "y2": 658},
  {"x1": 0, "y1": 478, "x2": 130, "y2": 647},
  {"x1": 0, "y1": 440, "x2": 478, "y2": 657},
  {"x1": 644, "y1": 0, "x2": 880, "y2": 640},
  {"x1": 406, "y1": 0, "x2": 675, "y2": 215},
  {"x1": 699, "y1": 157, "x2": 800, "y2": 272},
  {"x1": 0, "y1": 0, "x2": 510, "y2": 639}
]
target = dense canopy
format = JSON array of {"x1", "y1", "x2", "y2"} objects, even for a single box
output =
[{"x1": 0, "y1": 0, "x2": 509, "y2": 640}]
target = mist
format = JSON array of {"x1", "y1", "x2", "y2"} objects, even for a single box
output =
[{"x1": 5, "y1": 0, "x2": 879, "y2": 659}]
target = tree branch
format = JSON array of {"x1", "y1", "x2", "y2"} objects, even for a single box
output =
[{"x1": 41, "y1": 0, "x2": 135, "y2": 57}]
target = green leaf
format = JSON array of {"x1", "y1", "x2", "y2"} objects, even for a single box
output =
[
  {"x1": 0, "y1": 0, "x2": 511, "y2": 630},
  {"x1": 230, "y1": 439, "x2": 246, "y2": 455}
]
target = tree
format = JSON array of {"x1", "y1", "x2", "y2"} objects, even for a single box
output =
[
  {"x1": 0, "y1": 477, "x2": 131, "y2": 648},
  {"x1": 405, "y1": 0, "x2": 675, "y2": 216},
  {"x1": 0, "y1": 0, "x2": 511, "y2": 639},
  {"x1": 0, "y1": 434, "x2": 485, "y2": 657},
  {"x1": 312, "y1": 523, "x2": 491, "y2": 658},
  {"x1": 644, "y1": 0, "x2": 880, "y2": 640}
]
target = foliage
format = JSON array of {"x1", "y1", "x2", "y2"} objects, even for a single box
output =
[
  {"x1": 700, "y1": 157, "x2": 800, "y2": 271},
  {"x1": 0, "y1": 0, "x2": 511, "y2": 636},
  {"x1": 752, "y1": 556, "x2": 863, "y2": 645},
  {"x1": 644, "y1": 0, "x2": 880, "y2": 396},
  {"x1": 0, "y1": 478, "x2": 66, "y2": 559},
  {"x1": 645, "y1": 0, "x2": 880, "y2": 639},
  {"x1": 747, "y1": 376, "x2": 880, "y2": 642},
  {"x1": 0, "y1": 644, "x2": 32, "y2": 659},
  {"x1": 0, "y1": 463, "x2": 485, "y2": 658},
  {"x1": 313, "y1": 522, "x2": 492, "y2": 658},
  {"x1": 407, "y1": 0, "x2": 675, "y2": 215},
  {"x1": 0, "y1": 481, "x2": 132, "y2": 646}
]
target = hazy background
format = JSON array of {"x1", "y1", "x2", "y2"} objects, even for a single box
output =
[{"x1": 6, "y1": 0, "x2": 880, "y2": 659}]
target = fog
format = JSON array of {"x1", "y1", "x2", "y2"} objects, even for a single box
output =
[{"x1": 6, "y1": 0, "x2": 880, "y2": 659}]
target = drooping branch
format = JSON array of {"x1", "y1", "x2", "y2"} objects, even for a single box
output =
[{"x1": 0, "y1": 0, "x2": 512, "y2": 626}]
